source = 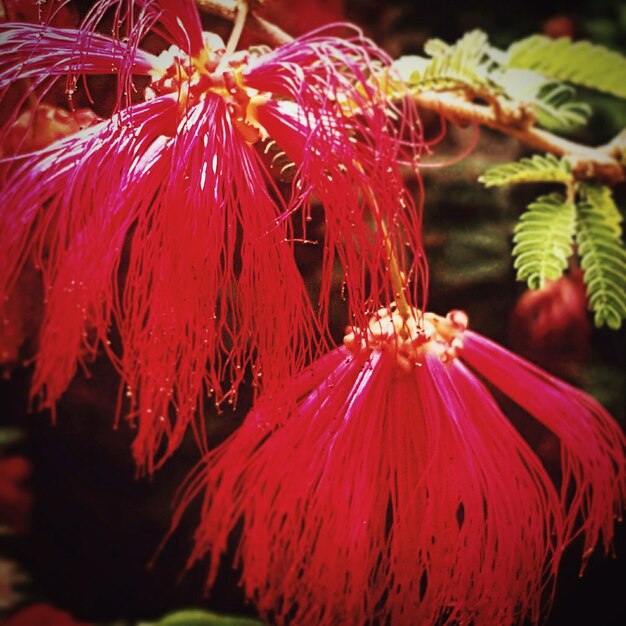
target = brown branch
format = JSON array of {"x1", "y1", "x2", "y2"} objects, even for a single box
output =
[
  {"x1": 415, "y1": 91, "x2": 626, "y2": 186},
  {"x1": 195, "y1": 1, "x2": 625, "y2": 185},
  {"x1": 195, "y1": 0, "x2": 293, "y2": 46}
]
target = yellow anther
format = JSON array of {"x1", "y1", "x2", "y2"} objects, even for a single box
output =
[{"x1": 343, "y1": 305, "x2": 469, "y2": 372}]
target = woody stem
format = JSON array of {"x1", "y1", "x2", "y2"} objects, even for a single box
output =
[{"x1": 414, "y1": 91, "x2": 626, "y2": 186}]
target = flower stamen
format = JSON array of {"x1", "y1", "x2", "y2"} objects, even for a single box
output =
[
  {"x1": 146, "y1": 34, "x2": 263, "y2": 143},
  {"x1": 343, "y1": 306, "x2": 468, "y2": 371}
]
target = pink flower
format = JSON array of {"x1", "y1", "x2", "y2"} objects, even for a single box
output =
[
  {"x1": 0, "y1": 1, "x2": 422, "y2": 472},
  {"x1": 176, "y1": 307, "x2": 625, "y2": 626},
  {"x1": 0, "y1": 455, "x2": 31, "y2": 533},
  {"x1": 509, "y1": 270, "x2": 590, "y2": 376},
  {"x1": 5, "y1": 603, "x2": 92, "y2": 626}
]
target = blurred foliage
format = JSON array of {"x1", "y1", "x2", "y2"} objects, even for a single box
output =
[
  {"x1": 396, "y1": 24, "x2": 626, "y2": 328},
  {"x1": 507, "y1": 34, "x2": 626, "y2": 99},
  {"x1": 480, "y1": 154, "x2": 573, "y2": 186},
  {"x1": 151, "y1": 609, "x2": 265, "y2": 626}
]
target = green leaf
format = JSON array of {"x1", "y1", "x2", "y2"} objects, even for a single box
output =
[
  {"x1": 397, "y1": 30, "x2": 498, "y2": 93},
  {"x1": 512, "y1": 193, "x2": 576, "y2": 289},
  {"x1": 489, "y1": 68, "x2": 590, "y2": 133},
  {"x1": 533, "y1": 82, "x2": 591, "y2": 133},
  {"x1": 0, "y1": 428, "x2": 23, "y2": 447},
  {"x1": 506, "y1": 35, "x2": 626, "y2": 99},
  {"x1": 576, "y1": 183, "x2": 626, "y2": 329},
  {"x1": 479, "y1": 154, "x2": 573, "y2": 187},
  {"x1": 578, "y1": 183, "x2": 623, "y2": 233},
  {"x1": 156, "y1": 609, "x2": 265, "y2": 626}
]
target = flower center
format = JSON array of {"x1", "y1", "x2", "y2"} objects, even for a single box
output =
[
  {"x1": 343, "y1": 306, "x2": 469, "y2": 372},
  {"x1": 146, "y1": 33, "x2": 262, "y2": 143}
]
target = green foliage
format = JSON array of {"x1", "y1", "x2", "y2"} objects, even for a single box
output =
[
  {"x1": 512, "y1": 193, "x2": 576, "y2": 289},
  {"x1": 435, "y1": 226, "x2": 513, "y2": 288},
  {"x1": 409, "y1": 31, "x2": 626, "y2": 331},
  {"x1": 532, "y1": 82, "x2": 591, "y2": 133},
  {"x1": 395, "y1": 31, "x2": 592, "y2": 134},
  {"x1": 0, "y1": 428, "x2": 22, "y2": 446},
  {"x1": 488, "y1": 68, "x2": 591, "y2": 133},
  {"x1": 156, "y1": 609, "x2": 265, "y2": 626},
  {"x1": 396, "y1": 30, "x2": 497, "y2": 94},
  {"x1": 506, "y1": 35, "x2": 626, "y2": 99},
  {"x1": 479, "y1": 154, "x2": 573, "y2": 187},
  {"x1": 575, "y1": 183, "x2": 626, "y2": 329}
]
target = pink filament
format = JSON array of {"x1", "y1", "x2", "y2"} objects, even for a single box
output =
[
  {"x1": 117, "y1": 94, "x2": 322, "y2": 471},
  {"x1": 254, "y1": 99, "x2": 428, "y2": 329},
  {"x1": 460, "y1": 331, "x2": 626, "y2": 563},
  {"x1": 245, "y1": 26, "x2": 429, "y2": 325},
  {"x1": 0, "y1": 96, "x2": 178, "y2": 415},
  {"x1": 78, "y1": 1, "x2": 203, "y2": 54},
  {"x1": 0, "y1": 21, "x2": 157, "y2": 138},
  {"x1": 176, "y1": 342, "x2": 614, "y2": 625},
  {"x1": 0, "y1": 7, "x2": 434, "y2": 475}
]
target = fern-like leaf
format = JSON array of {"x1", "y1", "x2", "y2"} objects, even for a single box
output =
[
  {"x1": 422, "y1": 30, "x2": 491, "y2": 89},
  {"x1": 480, "y1": 154, "x2": 573, "y2": 187},
  {"x1": 158, "y1": 609, "x2": 265, "y2": 626},
  {"x1": 533, "y1": 82, "x2": 591, "y2": 132},
  {"x1": 576, "y1": 183, "x2": 626, "y2": 329},
  {"x1": 506, "y1": 35, "x2": 626, "y2": 99},
  {"x1": 512, "y1": 193, "x2": 576, "y2": 289},
  {"x1": 396, "y1": 30, "x2": 499, "y2": 94},
  {"x1": 489, "y1": 68, "x2": 590, "y2": 133}
]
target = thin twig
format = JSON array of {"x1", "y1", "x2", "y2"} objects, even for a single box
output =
[
  {"x1": 195, "y1": 0, "x2": 293, "y2": 46},
  {"x1": 415, "y1": 91, "x2": 626, "y2": 185},
  {"x1": 224, "y1": 0, "x2": 248, "y2": 55},
  {"x1": 361, "y1": 185, "x2": 411, "y2": 320}
]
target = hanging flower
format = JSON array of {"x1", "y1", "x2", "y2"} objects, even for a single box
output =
[
  {"x1": 509, "y1": 269, "x2": 590, "y2": 376},
  {"x1": 175, "y1": 307, "x2": 625, "y2": 626},
  {"x1": 0, "y1": 1, "x2": 422, "y2": 472}
]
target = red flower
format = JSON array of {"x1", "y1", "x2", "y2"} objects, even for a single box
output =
[
  {"x1": 0, "y1": 455, "x2": 31, "y2": 534},
  {"x1": 509, "y1": 270, "x2": 590, "y2": 376},
  {"x1": 5, "y1": 603, "x2": 92, "y2": 626},
  {"x1": 0, "y1": 103, "x2": 99, "y2": 370},
  {"x1": 0, "y1": 2, "x2": 421, "y2": 472},
  {"x1": 175, "y1": 308, "x2": 625, "y2": 626}
]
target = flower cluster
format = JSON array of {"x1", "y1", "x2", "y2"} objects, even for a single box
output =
[
  {"x1": 0, "y1": 2, "x2": 624, "y2": 625},
  {"x1": 0, "y1": 0, "x2": 424, "y2": 472},
  {"x1": 176, "y1": 307, "x2": 625, "y2": 626}
]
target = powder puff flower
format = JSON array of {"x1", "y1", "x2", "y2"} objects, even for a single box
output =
[
  {"x1": 0, "y1": 0, "x2": 423, "y2": 472},
  {"x1": 175, "y1": 307, "x2": 625, "y2": 626}
]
